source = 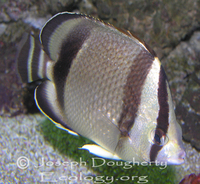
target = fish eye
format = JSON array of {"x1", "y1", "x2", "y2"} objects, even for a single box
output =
[
  {"x1": 154, "y1": 133, "x2": 161, "y2": 145},
  {"x1": 150, "y1": 128, "x2": 169, "y2": 146}
]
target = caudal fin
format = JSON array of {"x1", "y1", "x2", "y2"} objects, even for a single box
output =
[{"x1": 17, "y1": 33, "x2": 51, "y2": 83}]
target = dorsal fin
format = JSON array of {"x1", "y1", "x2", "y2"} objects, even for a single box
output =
[
  {"x1": 40, "y1": 12, "x2": 84, "y2": 61},
  {"x1": 40, "y1": 12, "x2": 156, "y2": 62}
]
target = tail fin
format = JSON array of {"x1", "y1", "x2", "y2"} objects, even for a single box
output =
[{"x1": 17, "y1": 33, "x2": 51, "y2": 83}]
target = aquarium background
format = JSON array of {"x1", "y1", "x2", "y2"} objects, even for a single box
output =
[{"x1": 0, "y1": 0, "x2": 200, "y2": 183}]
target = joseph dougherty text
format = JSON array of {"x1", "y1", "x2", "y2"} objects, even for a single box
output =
[{"x1": 34, "y1": 157, "x2": 167, "y2": 170}]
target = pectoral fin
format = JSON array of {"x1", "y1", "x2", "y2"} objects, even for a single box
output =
[{"x1": 80, "y1": 144, "x2": 121, "y2": 160}]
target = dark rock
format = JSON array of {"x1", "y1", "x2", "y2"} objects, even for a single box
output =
[
  {"x1": 179, "y1": 173, "x2": 200, "y2": 184},
  {"x1": 0, "y1": 42, "x2": 25, "y2": 116},
  {"x1": 176, "y1": 71, "x2": 200, "y2": 151}
]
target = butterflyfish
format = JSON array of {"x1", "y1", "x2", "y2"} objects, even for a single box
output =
[{"x1": 17, "y1": 12, "x2": 186, "y2": 164}]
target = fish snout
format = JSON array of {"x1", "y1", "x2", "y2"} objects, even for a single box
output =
[
  {"x1": 178, "y1": 149, "x2": 186, "y2": 162},
  {"x1": 167, "y1": 148, "x2": 186, "y2": 165}
]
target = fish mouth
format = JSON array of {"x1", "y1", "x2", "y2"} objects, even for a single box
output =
[{"x1": 167, "y1": 150, "x2": 186, "y2": 165}]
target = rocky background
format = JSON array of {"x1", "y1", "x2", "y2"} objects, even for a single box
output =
[{"x1": 0, "y1": 0, "x2": 200, "y2": 183}]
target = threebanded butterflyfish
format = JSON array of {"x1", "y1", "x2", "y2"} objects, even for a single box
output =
[{"x1": 17, "y1": 12, "x2": 186, "y2": 164}]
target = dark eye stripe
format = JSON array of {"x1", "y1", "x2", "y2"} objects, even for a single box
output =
[
  {"x1": 156, "y1": 66, "x2": 169, "y2": 134},
  {"x1": 150, "y1": 66, "x2": 169, "y2": 162},
  {"x1": 150, "y1": 144, "x2": 162, "y2": 161}
]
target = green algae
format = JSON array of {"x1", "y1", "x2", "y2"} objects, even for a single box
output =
[{"x1": 39, "y1": 118, "x2": 177, "y2": 184}]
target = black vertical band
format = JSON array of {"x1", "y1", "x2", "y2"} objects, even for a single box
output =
[
  {"x1": 150, "y1": 66, "x2": 169, "y2": 161},
  {"x1": 53, "y1": 23, "x2": 91, "y2": 109},
  {"x1": 118, "y1": 49, "x2": 154, "y2": 135}
]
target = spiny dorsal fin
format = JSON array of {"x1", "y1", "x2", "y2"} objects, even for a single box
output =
[
  {"x1": 39, "y1": 12, "x2": 156, "y2": 62},
  {"x1": 40, "y1": 12, "x2": 84, "y2": 61}
]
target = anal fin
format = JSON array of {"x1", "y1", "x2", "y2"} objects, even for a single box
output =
[
  {"x1": 34, "y1": 80, "x2": 78, "y2": 136},
  {"x1": 56, "y1": 124, "x2": 78, "y2": 136}
]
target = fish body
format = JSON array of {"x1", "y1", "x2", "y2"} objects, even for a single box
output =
[{"x1": 17, "y1": 12, "x2": 185, "y2": 164}]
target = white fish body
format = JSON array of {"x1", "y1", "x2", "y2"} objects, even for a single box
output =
[{"x1": 17, "y1": 12, "x2": 185, "y2": 164}]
